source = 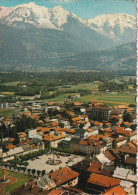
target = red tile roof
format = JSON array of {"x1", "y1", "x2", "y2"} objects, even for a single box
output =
[
  {"x1": 87, "y1": 173, "x2": 120, "y2": 188},
  {"x1": 73, "y1": 102, "x2": 82, "y2": 106},
  {"x1": 87, "y1": 162, "x2": 102, "y2": 173},
  {"x1": 6, "y1": 144, "x2": 17, "y2": 150},
  {"x1": 43, "y1": 134, "x2": 65, "y2": 141},
  {"x1": 72, "y1": 117, "x2": 81, "y2": 122},
  {"x1": 48, "y1": 189, "x2": 64, "y2": 195},
  {"x1": 102, "y1": 185, "x2": 127, "y2": 195},
  {"x1": 49, "y1": 167, "x2": 79, "y2": 186},
  {"x1": 104, "y1": 151, "x2": 116, "y2": 162}
]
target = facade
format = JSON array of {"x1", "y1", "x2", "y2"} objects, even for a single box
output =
[
  {"x1": 69, "y1": 138, "x2": 81, "y2": 152},
  {"x1": 87, "y1": 106, "x2": 112, "y2": 120}
]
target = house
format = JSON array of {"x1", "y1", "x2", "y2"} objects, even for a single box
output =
[
  {"x1": 58, "y1": 137, "x2": 71, "y2": 149},
  {"x1": 48, "y1": 189, "x2": 64, "y2": 195},
  {"x1": 6, "y1": 144, "x2": 17, "y2": 150},
  {"x1": 75, "y1": 129, "x2": 90, "y2": 139},
  {"x1": 17, "y1": 132, "x2": 27, "y2": 142},
  {"x1": 96, "y1": 153, "x2": 111, "y2": 165},
  {"x1": 102, "y1": 185, "x2": 127, "y2": 195},
  {"x1": 113, "y1": 167, "x2": 130, "y2": 180},
  {"x1": 79, "y1": 139, "x2": 106, "y2": 155},
  {"x1": 114, "y1": 137, "x2": 127, "y2": 148},
  {"x1": 1, "y1": 147, "x2": 24, "y2": 162},
  {"x1": 116, "y1": 145, "x2": 137, "y2": 157},
  {"x1": 37, "y1": 174, "x2": 56, "y2": 191},
  {"x1": 43, "y1": 130, "x2": 66, "y2": 148},
  {"x1": 27, "y1": 129, "x2": 42, "y2": 140},
  {"x1": 49, "y1": 167, "x2": 79, "y2": 187},
  {"x1": 120, "y1": 180, "x2": 135, "y2": 195},
  {"x1": 87, "y1": 106, "x2": 112, "y2": 120},
  {"x1": 86, "y1": 173, "x2": 120, "y2": 194},
  {"x1": 73, "y1": 102, "x2": 83, "y2": 107},
  {"x1": 69, "y1": 137, "x2": 81, "y2": 152}
]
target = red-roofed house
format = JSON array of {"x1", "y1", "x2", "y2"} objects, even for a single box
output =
[
  {"x1": 49, "y1": 167, "x2": 79, "y2": 187},
  {"x1": 102, "y1": 185, "x2": 127, "y2": 195},
  {"x1": 86, "y1": 173, "x2": 120, "y2": 194},
  {"x1": 48, "y1": 189, "x2": 64, "y2": 195}
]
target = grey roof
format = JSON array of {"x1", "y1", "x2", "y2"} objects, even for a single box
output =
[
  {"x1": 37, "y1": 175, "x2": 51, "y2": 188},
  {"x1": 113, "y1": 167, "x2": 130, "y2": 179},
  {"x1": 102, "y1": 164, "x2": 116, "y2": 173},
  {"x1": 70, "y1": 137, "x2": 81, "y2": 144}
]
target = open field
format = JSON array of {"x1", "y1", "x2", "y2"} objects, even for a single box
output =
[
  {"x1": 0, "y1": 109, "x2": 23, "y2": 118},
  {"x1": 44, "y1": 92, "x2": 136, "y2": 106},
  {"x1": 75, "y1": 93, "x2": 136, "y2": 105},
  {"x1": 0, "y1": 91, "x2": 15, "y2": 95},
  {"x1": 59, "y1": 82, "x2": 100, "y2": 91},
  {"x1": 4, "y1": 81, "x2": 25, "y2": 87}
]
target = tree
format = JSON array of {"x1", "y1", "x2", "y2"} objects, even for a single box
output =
[
  {"x1": 112, "y1": 139, "x2": 117, "y2": 149},
  {"x1": 37, "y1": 170, "x2": 41, "y2": 177},
  {"x1": 110, "y1": 117, "x2": 118, "y2": 125},
  {"x1": 130, "y1": 124, "x2": 136, "y2": 131},
  {"x1": 30, "y1": 138, "x2": 41, "y2": 145},
  {"x1": 32, "y1": 169, "x2": 36, "y2": 175},
  {"x1": 27, "y1": 169, "x2": 31, "y2": 175},
  {"x1": 42, "y1": 170, "x2": 46, "y2": 176},
  {"x1": 123, "y1": 112, "x2": 132, "y2": 122}
]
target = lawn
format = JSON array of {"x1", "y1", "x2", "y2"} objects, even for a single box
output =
[
  {"x1": 4, "y1": 171, "x2": 32, "y2": 193},
  {"x1": 4, "y1": 180, "x2": 28, "y2": 193},
  {"x1": 7, "y1": 171, "x2": 31, "y2": 179},
  {"x1": 0, "y1": 169, "x2": 4, "y2": 177}
]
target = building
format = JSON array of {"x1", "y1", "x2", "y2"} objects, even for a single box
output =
[
  {"x1": 28, "y1": 129, "x2": 42, "y2": 140},
  {"x1": 69, "y1": 137, "x2": 81, "y2": 152},
  {"x1": 102, "y1": 185, "x2": 127, "y2": 195},
  {"x1": 49, "y1": 167, "x2": 79, "y2": 187},
  {"x1": 43, "y1": 130, "x2": 66, "y2": 148},
  {"x1": 37, "y1": 174, "x2": 56, "y2": 191},
  {"x1": 87, "y1": 106, "x2": 112, "y2": 120},
  {"x1": 86, "y1": 173, "x2": 120, "y2": 194}
]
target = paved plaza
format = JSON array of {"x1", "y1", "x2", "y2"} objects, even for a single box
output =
[{"x1": 26, "y1": 153, "x2": 85, "y2": 173}]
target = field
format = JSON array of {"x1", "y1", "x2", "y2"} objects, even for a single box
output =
[
  {"x1": 0, "y1": 109, "x2": 23, "y2": 118},
  {"x1": 4, "y1": 81, "x2": 25, "y2": 87},
  {"x1": 0, "y1": 91, "x2": 15, "y2": 95},
  {"x1": 44, "y1": 91, "x2": 136, "y2": 106},
  {"x1": 59, "y1": 82, "x2": 100, "y2": 91},
  {"x1": 74, "y1": 93, "x2": 136, "y2": 106}
]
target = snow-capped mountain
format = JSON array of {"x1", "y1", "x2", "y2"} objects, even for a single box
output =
[
  {"x1": 87, "y1": 13, "x2": 136, "y2": 43},
  {"x1": 0, "y1": 2, "x2": 79, "y2": 29},
  {"x1": 0, "y1": 2, "x2": 136, "y2": 44}
]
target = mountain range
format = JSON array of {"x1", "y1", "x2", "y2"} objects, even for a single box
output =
[{"x1": 0, "y1": 2, "x2": 136, "y2": 72}]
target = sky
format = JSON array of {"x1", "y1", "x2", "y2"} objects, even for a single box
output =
[{"x1": 0, "y1": 0, "x2": 136, "y2": 19}]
